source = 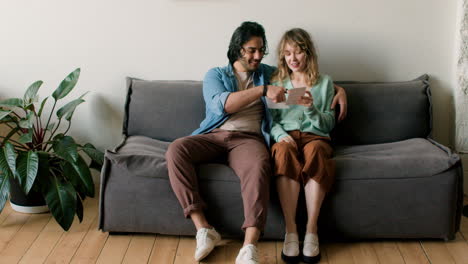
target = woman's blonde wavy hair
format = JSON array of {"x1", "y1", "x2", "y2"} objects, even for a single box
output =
[{"x1": 271, "y1": 28, "x2": 319, "y2": 87}]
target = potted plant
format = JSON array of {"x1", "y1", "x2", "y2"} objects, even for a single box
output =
[{"x1": 0, "y1": 68, "x2": 103, "y2": 231}]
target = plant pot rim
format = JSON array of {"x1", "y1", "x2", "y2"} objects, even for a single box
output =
[{"x1": 9, "y1": 201, "x2": 49, "y2": 214}]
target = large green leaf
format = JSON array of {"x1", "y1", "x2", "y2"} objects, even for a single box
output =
[
  {"x1": 19, "y1": 112, "x2": 34, "y2": 129},
  {"x1": 18, "y1": 130, "x2": 33, "y2": 144},
  {"x1": 37, "y1": 97, "x2": 48, "y2": 117},
  {"x1": 0, "y1": 145, "x2": 13, "y2": 212},
  {"x1": 52, "y1": 135, "x2": 78, "y2": 163},
  {"x1": 23, "y1": 80, "x2": 43, "y2": 105},
  {"x1": 35, "y1": 152, "x2": 50, "y2": 193},
  {"x1": 52, "y1": 68, "x2": 81, "y2": 100},
  {"x1": 68, "y1": 156, "x2": 94, "y2": 197},
  {"x1": 76, "y1": 195, "x2": 83, "y2": 223},
  {"x1": 43, "y1": 173, "x2": 76, "y2": 231},
  {"x1": 56, "y1": 98, "x2": 85, "y2": 121},
  {"x1": 0, "y1": 98, "x2": 23, "y2": 108},
  {"x1": 61, "y1": 160, "x2": 87, "y2": 199},
  {"x1": 2, "y1": 142, "x2": 16, "y2": 176},
  {"x1": 82, "y1": 143, "x2": 104, "y2": 167},
  {"x1": 0, "y1": 173, "x2": 11, "y2": 212},
  {"x1": 0, "y1": 110, "x2": 12, "y2": 121},
  {"x1": 16, "y1": 151, "x2": 38, "y2": 194}
]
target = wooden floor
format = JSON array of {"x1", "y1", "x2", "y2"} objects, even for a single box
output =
[{"x1": 0, "y1": 197, "x2": 467, "y2": 264}]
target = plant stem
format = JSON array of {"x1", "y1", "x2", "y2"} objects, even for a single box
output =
[
  {"x1": 4, "y1": 119, "x2": 23, "y2": 137},
  {"x1": 45, "y1": 118, "x2": 61, "y2": 152},
  {"x1": 5, "y1": 122, "x2": 15, "y2": 130},
  {"x1": 11, "y1": 111, "x2": 22, "y2": 119},
  {"x1": 34, "y1": 112, "x2": 40, "y2": 137},
  {"x1": 5, "y1": 122, "x2": 16, "y2": 130},
  {"x1": 50, "y1": 118, "x2": 61, "y2": 138},
  {"x1": 32, "y1": 140, "x2": 55, "y2": 150},
  {"x1": 0, "y1": 136, "x2": 28, "y2": 148},
  {"x1": 43, "y1": 100, "x2": 57, "y2": 140},
  {"x1": 63, "y1": 121, "x2": 72, "y2": 135},
  {"x1": 13, "y1": 144, "x2": 29, "y2": 151}
]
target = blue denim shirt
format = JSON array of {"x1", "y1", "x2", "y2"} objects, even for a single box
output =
[{"x1": 192, "y1": 63, "x2": 277, "y2": 147}]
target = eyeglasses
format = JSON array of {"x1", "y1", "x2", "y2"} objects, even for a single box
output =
[{"x1": 242, "y1": 47, "x2": 268, "y2": 56}]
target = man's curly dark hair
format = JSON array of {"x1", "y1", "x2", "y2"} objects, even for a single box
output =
[{"x1": 227, "y1": 21, "x2": 269, "y2": 65}]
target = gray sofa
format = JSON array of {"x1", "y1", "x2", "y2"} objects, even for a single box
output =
[{"x1": 98, "y1": 75, "x2": 463, "y2": 240}]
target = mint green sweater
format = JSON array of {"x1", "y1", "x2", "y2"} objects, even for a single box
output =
[{"x1": 270, "y1": 74, "x2": 335, "y2": 142}]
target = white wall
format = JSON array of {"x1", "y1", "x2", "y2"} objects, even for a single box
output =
[{"x1": 0, "y1": 0, "x2": 458, "y2": 151}]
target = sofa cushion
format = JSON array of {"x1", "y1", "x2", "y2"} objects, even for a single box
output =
[
  {"x1": 124, "y1": 78, "x2": 205, "y2": 141},
  {"x1": 105, "y1": 136, "x2": 239, "y2": 182},
  {"x1": 332, "y1": 75, "x2": 431, "y2": 145},
  {"x1": 334, "y1": 138, "x2": 459, "y2": 181}
]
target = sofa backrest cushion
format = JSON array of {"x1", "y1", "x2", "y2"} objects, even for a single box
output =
[
  {"x1": 123, "y1": 75, "x2": 431, "y2": 144},
  {"x1": 331, "y1": 75, "x2": 431, "y2": 145},
  {"x1": 124, "y1": 78, "x2": 205, "y2": 141}
]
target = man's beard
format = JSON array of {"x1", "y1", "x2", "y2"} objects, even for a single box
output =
[{"x1": 239, "y1": 57, "x2": 260, "y2": 72}]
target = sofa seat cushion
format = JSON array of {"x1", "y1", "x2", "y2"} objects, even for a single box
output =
[
  {"x1": 334, "y1": 138, "x2": 460, "y2": 180},
  {"x1": 105, "y1": 135, "x2": 239, "y2": 182}
]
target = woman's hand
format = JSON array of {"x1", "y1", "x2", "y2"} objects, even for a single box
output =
[
  {"x1": 279, "y1": 135, "x2": 298, "y2": 150},
  {"x1": 331, "y1": 85, "x2": 347, "y2": 122},
  {"x1": 296, "y1": 91, "x2": 313, "y2": 107}
]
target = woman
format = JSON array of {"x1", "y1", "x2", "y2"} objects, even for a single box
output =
[{"x1": 270, "y1": 28, "x2": 335, "y2": 264}]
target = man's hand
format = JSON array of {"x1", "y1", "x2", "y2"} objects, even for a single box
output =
[
  {"x1": 331, "y1": 85, "x2": 347, "y2": 122},
  {"x1": 266, "y1": 85, "x2": 286, "y2": 103},
  {"x1": 279, "y1": 135, "x2": 298, "y2": 150},
  {"x1": 296, "y1": 91, "x2": 313, "y2": 107}
]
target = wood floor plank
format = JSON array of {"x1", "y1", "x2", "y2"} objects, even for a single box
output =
[
  {"x1": 373, "y1": 241, "x2": 405, "y2": 264},
  {"x1": 0, "y1": 213, "x2": 50, "y2": 263},
  {"x1": 257, "y1": 240, "x2": 277, "y2": 264},
  {"x1": 0, "y1": 211, "x2": 30, "y2": 253},
  {"x1": 148, "y1": 235, "x2": 179, "y2": 264},
  {"x1": 396, "y1": 241, "x2": 429, "y2": 264},
  {"x1": 44, "y1": 198, "x2": 99, "y2": 264},
  {"x1": 325, "y1": 242, "x2": 355, "y2": 264},
  {"x1": 348, "y1": 242, "x2": 379, "y2": 264},
  {"x1": 69, "y1": 217, "x2": 109, "y2": 264},
  {"x1": 96, "y1": 234, "x2": 132, "y2": 264},
  {"x1": 122, "y1": 234, "x2": 156, "y2": 264},
  {"x1": 0, "y1": 201, "x2": 13, "y2": 225},
  {"x1": 224, "y1": 239, "x2": 243, "y2": 263},
  {"x1": 460, "y1": 215, "x2": 468, "y2": 242},
  {"x1": 445, "y1": 233, "x2": 468, "y2": 264},
  {"x1": 276, "y1": 241, "x2": 286, "y2": 264},
  {"x1": 201, "y1": 239, "x2": 231, "y2": 264},
  {"x1": 173, "y1": 236, "x2": 198, "y2": 264},
  {"x1": 319, "y1": 242, "x2": 330, "y2": 264},
  {"x1": 421, "y1": 240, "x2": 456, "y2": 264},
  {"x1": 19, "y1": 217, "x2": 65, "y2": 264},
  {"x1": 1, "y1": 194, "x2": 467, "y2": 263}
]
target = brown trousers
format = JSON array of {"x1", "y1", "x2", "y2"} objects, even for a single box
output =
[
  {"x1": 165, "y1": 129, "x2": 271, "y2": 231},
  {"x1": 271, "y1": 130, "x2": 335, "y2": 192}
]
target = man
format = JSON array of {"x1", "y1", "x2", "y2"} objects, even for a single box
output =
[{"x1": 165, "y1": 21, "x2": 347, "y2": 264}]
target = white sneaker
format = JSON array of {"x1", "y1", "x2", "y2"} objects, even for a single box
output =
[
  {"x1": 235, "y1": 244, "x2": 259, "y2": 264},
  {"x1": 303, "y1": 233, "x2": 321, "y2": 263},
  {"x1": 281, "y1": 233, "x2": 300, "y2": 263},
  {"x1": 194, "y1": 227, "x2": 221, "y2": 261}
]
